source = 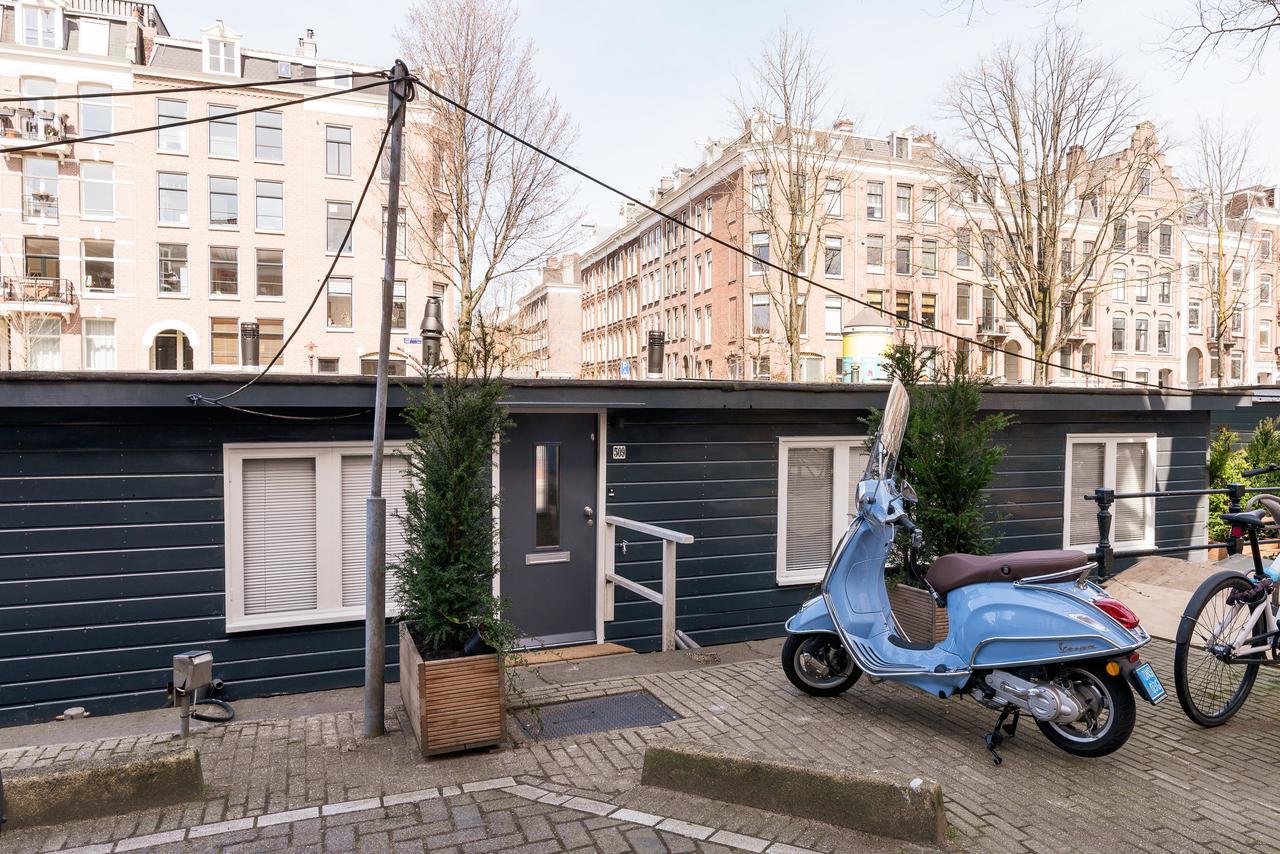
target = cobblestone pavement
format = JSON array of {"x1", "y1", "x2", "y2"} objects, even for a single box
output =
[{"x1": 2, "y1": 638, "x2": 1278, "y2": 852}]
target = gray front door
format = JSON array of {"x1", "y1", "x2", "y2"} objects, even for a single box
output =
[{"x1": 500, "y1": 413, "x2": 598, "y2": 646}]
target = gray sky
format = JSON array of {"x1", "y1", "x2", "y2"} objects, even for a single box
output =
[{"x1": 168, "y1": 0, "x2": 1280, "y2": 239}]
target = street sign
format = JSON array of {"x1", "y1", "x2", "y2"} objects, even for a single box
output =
[
  {"x1": 402, "y1": 336, "x2": 423, "y2": 345},
  {"x1": 620, "y1": 362, "x2": 631, "y2": 379}
]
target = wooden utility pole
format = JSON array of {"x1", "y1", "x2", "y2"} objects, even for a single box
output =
[{"x1": 364, "y1": 59, "x2": 411, "y2": 738}]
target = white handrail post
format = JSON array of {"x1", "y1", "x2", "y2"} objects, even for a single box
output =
[
  {"x1": 604, "y1": 519, "x2": 616, "y2": 622},
  {"x1": 661, "y1": 539, "x2": 677, "y2": 652}
]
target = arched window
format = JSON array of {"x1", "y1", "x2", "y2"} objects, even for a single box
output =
[
  {"x1": 153, "y1": 329, "x2": 194, "y2": 371},
  {"x1": 1111, "y1": 314, "x2": 1126, "y2": 352}
]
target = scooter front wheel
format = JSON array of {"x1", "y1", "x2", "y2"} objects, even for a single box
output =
[
  {"x1": 782, "y1": 634, "x2": 861, "y2": 696},
  {"x1": 1035, "y1": 662, "x2": 1136, "y2": 758}
]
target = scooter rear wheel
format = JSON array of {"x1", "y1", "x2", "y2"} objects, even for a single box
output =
[
  {"x1": 782, "y1": 634, "x2": 861, "y2": 696},
  {"x1": 1034, "y1": 662, "x2": 1135, "y2": 758}
]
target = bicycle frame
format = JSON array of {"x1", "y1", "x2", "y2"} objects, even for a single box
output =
[{"x1": 1210, "y1": 597, "x2": 1279, "y2": 661}]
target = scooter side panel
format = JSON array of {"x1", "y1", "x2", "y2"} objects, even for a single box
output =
[
  {"x1": 945, "y1": 581, "x2": 1146, "y2": 669},
  {"x1": 783, "y1": 595, "x2": 838, "y2": 635}
]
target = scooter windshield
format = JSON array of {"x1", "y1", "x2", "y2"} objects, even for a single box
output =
[{"x1": 863, "y1": 379, "x2": 909, "y2": 481}]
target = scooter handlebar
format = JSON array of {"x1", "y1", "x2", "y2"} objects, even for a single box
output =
[{"x1": 895, "y1": 514, "x2": 925, "y2": 550}]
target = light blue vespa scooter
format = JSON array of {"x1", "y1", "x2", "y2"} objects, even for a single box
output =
[{"x1": 782, "y1": 380, "x2": 1165, "y2": 763}]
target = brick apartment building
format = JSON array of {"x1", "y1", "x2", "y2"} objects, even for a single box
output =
[
  {"x1": 506, "y1": 253, "x2": 582, "y2": 378},
  {"x1": 577, "y1": 116, "x2": 1280, "y2": 388},
  {"x1": 0, "y1": 1, "x2": 447, "y2": 374}
]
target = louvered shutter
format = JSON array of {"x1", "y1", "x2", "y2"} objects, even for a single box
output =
[
  {"x1": 785, "y1": 446, "x2": 834, "y2": 576},
  {"x1": 242, "y1": 458, "x2": 318, "y2": 615},
  {"x1": 1069, "y1": 442, "x2": 1106, "y2": 546},
  {"x1": 848, "y1": 444, "x2": 870, "y2": 522},
  {"x1": 341, "y1": 454, "x2": 411, "y2": 608},
  {"x1": 1113, "y1": 441, "x2": 1149, "y2": 544}
]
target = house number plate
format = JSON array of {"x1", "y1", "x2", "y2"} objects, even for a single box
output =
[{"x1": 612, "y1": 445, "x2": 626, "y2": 460}]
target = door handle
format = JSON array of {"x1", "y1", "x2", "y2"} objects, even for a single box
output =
[{"x1": 584, "y1": 505, "x2": 594, "y2": 527}]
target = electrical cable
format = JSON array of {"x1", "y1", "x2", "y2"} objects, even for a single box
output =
[
  {"x1": 189, "y1": 697, "x2": 235, "y2": 724},
  {"x1": 187, "y1": 92, "x2": 402, "y2": 410},
  {"x1": 0, "y1": 71, "x2": 384, "y2": 104},
  {"x1": 408, "y1": 74, "x2": 1195, "y2": 396},
  {"x1": 7, "y1": 78, "x2": 389, "y2": 154}
]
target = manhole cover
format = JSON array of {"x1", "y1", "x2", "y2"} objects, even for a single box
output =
[{"x1": 515, "y1": 690, "x2": 681, "y2": 741}]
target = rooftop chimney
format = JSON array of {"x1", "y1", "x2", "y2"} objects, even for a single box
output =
[{"x1": 297, "y1": 29, "x2": 317, "y2": 59}]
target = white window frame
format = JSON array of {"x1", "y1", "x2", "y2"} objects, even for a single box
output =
[
  {"x1": 223, "y1": 441, "x2": 408, "y2": 632},
  {"x1": 1062, "y1": 433, "x2": 1157, "y2": 552},
  {"x1": 776, "y1": 437, "x2": 867, "y2": 585},
  {"x1": 204, "y1": 37, "x2": 239, "y2": 76}
]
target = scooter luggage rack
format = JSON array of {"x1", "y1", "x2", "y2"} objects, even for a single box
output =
[{"x1": 1084, "y1": 484, "x2": 1280, "y2": 580}]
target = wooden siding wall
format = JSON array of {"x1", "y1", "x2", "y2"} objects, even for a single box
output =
[
  {"x1": 603, "y1": 408, "x2": 1211, "y2": 651},
  {"x1": 0, "y1": 407, "x2": 412, "y2": 727},
  {"x1": 1212, "y1": 401, "x2": 1280, "y2": 448}
]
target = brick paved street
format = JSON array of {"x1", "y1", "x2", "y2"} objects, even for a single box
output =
[{"x1": 2, "y1": 638, "x2": 1278, "y2": 852}]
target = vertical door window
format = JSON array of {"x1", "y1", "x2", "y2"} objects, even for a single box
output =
[{"x1": 534, "y1": 444, "x2": 561, "y2": 549}]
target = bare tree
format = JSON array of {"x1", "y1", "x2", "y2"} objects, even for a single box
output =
[
  {"x1": 936, "y1": 28, "x2": 1170, "y2": 385},
  {"x1": 1169, "y1": 1, "x2": 1280, "y2": 69},
  {"x1": 732, "y1": 23, "x2": 846, "y2": 381},
  {"x1": 398, "y1": 0, "x2": 579, "y2": 348},
  {"x1": 1182, "y1": 115, "x2": 1264, "y2": 386}
]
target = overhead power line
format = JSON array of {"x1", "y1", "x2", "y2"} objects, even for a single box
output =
[
  {"x1": 0, "y1": 71, "x2": 383, "y2": 104},
  {"x1": 187, "y1": 96, "x2": 401, "y2": 413},
  {"x1": 408, "y1": 75, "x2": 1193, "y2": 396},
  {"x1": 7, "y1": 78, "x2": 389, "y2": 154}
]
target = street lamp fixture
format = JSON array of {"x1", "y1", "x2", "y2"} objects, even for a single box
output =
[{"x1": 421, "y1": 295, "x2": 444, "y2": 368}]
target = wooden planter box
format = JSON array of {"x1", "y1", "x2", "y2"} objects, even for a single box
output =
[
  {"x1": 888, "y1": 583, "x2": 948, "y2": 644},
  {"x1": 398, "y1": 623, "x2": 504, "y2": 757}
]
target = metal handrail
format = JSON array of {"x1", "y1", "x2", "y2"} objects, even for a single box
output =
[
  {"x1": 2, "y1": 276, "x2": 76, "y2": 304},
  {"x1": 603, "y1": 515, "x2": 697, "y2": 652}
]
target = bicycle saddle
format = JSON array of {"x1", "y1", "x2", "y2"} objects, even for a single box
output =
[{"x1": 1220, "y1": 509, "x2": 1267, "y2": 528}]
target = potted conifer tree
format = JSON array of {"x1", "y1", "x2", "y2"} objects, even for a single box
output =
[{"x1": 394, "y1": 326, "x2": 513, "y2": 757}]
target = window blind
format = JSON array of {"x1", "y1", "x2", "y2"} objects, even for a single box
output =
[
  {"x1": 1113, "y1": 441, "x2": 1149, "y2": 544},
  {"x1": 340, "y1": 454, "x2": 412, "y2": 608},
  {"x1": 785, "y1": 446, "x2": 835, "y2": 576},
  {"x1": 242, "y1": 457, "x2": 317, "y2": 615},
  {"x1": 1069, "y1": 442, "x2": 1106, "y2": 546}
]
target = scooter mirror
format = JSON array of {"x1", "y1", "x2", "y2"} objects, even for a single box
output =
[{"x1": 900, "y1": 480, "x2": 918, "y2": 504}]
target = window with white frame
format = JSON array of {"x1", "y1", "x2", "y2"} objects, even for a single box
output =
[
  {"x1": 823, "y1": 178, "x2": 842, "y2": 217},
  {"x1": 82, "y1": 318, "x2": 116, "y2": 369},
  {"x1": 208, "y1": 105, "x2": 237, "y2": 158},
  {"x1": 776, "y1": 438, "x2": 869, "y2": 584},
  {"x1": 80, "y1": 84, "x2": 112, "y2": 137},
  {"x1": 157, "y1": 99, "x2": 188, "y2": 154},
  {"x1": 1064, "y1": 434, "x2": 1156, "y2": 551},
  {"x1": 205, "y1": 38, "x2": 239, "y2": 75},
  {"x1": 22, "y1": 4, "x2": 58, "y2": 48},
  {"x1": 79, "y1": 18, "x2": 109, "y2": 55},
  {"x1": 222, "y1": 443, "x2": 411, "y2": 631},
  {"x1": 80, "y1": 162, "x2": 113, "y2": 218},
  {"x1": 823, "y1": 235, "x2": 842, "y2": 277}
]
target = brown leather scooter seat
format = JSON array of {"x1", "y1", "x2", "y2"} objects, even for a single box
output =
[{"x1": 926, "y1": 550, "x2": 1090, "y2": 595}]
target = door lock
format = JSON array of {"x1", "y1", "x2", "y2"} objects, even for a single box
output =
[{"x1": 584, "y1": 505, "x2": 594, "y2": 527}]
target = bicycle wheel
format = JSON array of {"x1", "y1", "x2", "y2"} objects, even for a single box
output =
[{"x1": 1173, "y1": 570, "x2": 1262, "y2": 727}]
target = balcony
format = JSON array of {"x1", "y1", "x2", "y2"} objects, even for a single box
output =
[
  {"x1": 0, "y1": 110, "x2": 74, "y2": 156},
  {"x1": 977, "y1": 315, "x2": 1009, "y2": 338},
  {"x1": 22, "y1": 193, "x2": 58, "y2": 223},
  {"x1": 1, "y1": 277, "x2": 77, "y2": 314}
]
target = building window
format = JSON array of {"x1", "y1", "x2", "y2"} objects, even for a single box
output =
[
  {"x1": 921, "y1": 293, "x2": 937, "y2": 327},
  {"x1": 80, "y1": 162, "x2": 114, "y2": 219},
  {"x1": 1262, "y1": 320, "x2": 1273, "y2": 353},
  {"x1": 1135, "y1": 267, "x2": 1150, "y2": 303},
  {"x1": 1065, "y1": 435, "x2": 1155, "y2": 550},
  {"x1": 23, "y1": 155, "x2": 58, "y2": 221},
  {"x1": 750, "y1": 171, "x2": 768, "y2": 211},
  {"x1": 894, "y1": 135, "x2": 909, "y2": 158},
  {"x1": 867, "y1": 235, "x2": 884, "y2": 271},
  {"x1": 1232, "y1": 351, "x2": 1244, "y2": 381},
  {"x1": 222, "y1": 443, "x2": 411, "y2": 631},
  {"x1": 28, "y1": 318, "x2": 61, "y2": 370},
  {"x1": 157, "y1": 99, "x2": 187, "y2": 154},
  {"x1": 895, "y1": 184, "x2": 912, "y2": 221},
  {"x1": 1233, "y1": 305, "x2": 1245, "y2": 336},
  {"x1": 1112, "y1": 314, "x2": 1126, "y2": 352},
  {"x1": 210, "y1": 247, "x2": 239, "y2": 296},
  {"x1": 158, "y1": 243, "x2": 189, "y2": 295},
  {"x1": 957, "y1": 228, "x2": 972, "y2": 269},
  {"x1": 825, "y1": 296, "x2": 842, "y2": 338},
  {"x1": 1137, "y1": 168, "x2": 1152, "y2": 196},
  {"x1": 317, "y1": 357, "x2": 339, "y2": 374},
  {"x1": 326, "y1": 125, "x2": 352, "y2": 176},
  {"x1": 259, "y1": 318, "x2": 284, "y2": 365},
  {"x1": 1262, "y1": 273, "x2": 1273, "y2": 306},
  {"x1": 327, "y1": 202, "x2": 353, "y2": 254},
  {"x1": 921, "y1": 239, "x2": 938, "y2": 277},
  {"x1": 83, "y1": 318, "x2": 116, "y2": 369},
  {"x1": 208, "y1": 105, "x2": 237, "y2": 158},
  {"x1": 206, "y1": 38, "x2": 238, "y2": 75},
  {"x1": 153, "y1": 329, "x2": 194, "y2": 370},
  {"x1": 956, "y1": 283, "x2": 972, "y2": 322},
  {"x1": 894, "y1": 291, "x2": 911, "y2": 327},
  {"x1": 82, "y1": 240, "x2": 115, "y2": 293},
  {"x1": 895, "y1": 237, "x2": 912, "y2": 275},
  {"x1": 1135, "y1": 317, "x2": 1149, "y2": 353},
  {"x1": 80, "y1": 84, "x2": 112, "y2": 137},
  {"x1": 209, "y1": 177, "x2": 238, "y2": 227},
  {"x1": 866, "y1": 181, "x2": 884, "y2": 220},
  {"x1": 382, "y1": 207, "x2": 407, "y2": 257},
  {"x1": 800, "y1": 355, "x2": 824, "y2": 382},
  {"x1": 1264, "y1": 231, "x2": 1274, "y2": 261},
  {"x1": 776, "y1": 439, "x2": 868, "y2": 584},
  {"x1": 158, "y1": 172, "x2": 188, "y2": 225},
  {"x1": 1159, "y1": 224, "x2": 1173, "y2": 257},
  {"x1": 823, "y1": 178, "x2": 842, "y2": 217},
  {"x1": 327, "y1": 277, "x2": 353, "y2": 328},
  {"x1": 1158, "y1": 274, "x2": 1172, "y2": 305},
  {"x1": 1188, "y1": 299, "x2": 1201, "y2": 331},
  {"x1": 255, "y1": 111, "x2": 284, "y2": 162},
  {"x1": 392, "y1": 280, "x2": 407, "y2": 331},
  {"x1": 1112, "y1": 266, "x2": 1126, "y2": 301},
  {"x1": 256, "y1": 248, "x2": 283, "y2": 298},
  {"x1": 922, "y1": 187, "x2": 938, "y2": 224},
  {"x1": 255, "y1": 180, "x2": 284, "y2": 231},
  {"x1": 211, "y1": 317, "x2": 239, "y2": 366},
  {"x1": 749, "y1": 232, "x2": 769, "y2": 274},
  {"x1": 982, "y1": 232, "x2": 996, "y2": 278},
  {"x1": 817, "y1": 236, "x2": 840, "y2": 278},
  {"x1": 25, "y1": 236, "x2": 58, "y2": 280},
  {"x1": 23, "y1": 5, "x2": 57, "y2": 48},
  {"x1": 1158, "y1": 318, "x2": 1171, "y2": 354},
  {"x1": 1137, "y1": 219, "x2": 1150, "y2": 253},
  {"x1": 79, "y1": 18, "x2": 109, "y2": 55},
  {"x1": 750, "y1": 293, "x2": 770, "y2": 335},
  {"x1": 1113, "y1": 220, "x2": 1127, "y2": 252}
]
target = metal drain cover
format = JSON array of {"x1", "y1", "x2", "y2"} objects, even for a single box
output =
[{"x1": 515, "y1": 690, "x2": 681, "y2": 740}]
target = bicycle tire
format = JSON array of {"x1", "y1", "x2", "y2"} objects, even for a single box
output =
[{"x1": 1173, "y1": 570, "x2": 1262, "y2": 727}]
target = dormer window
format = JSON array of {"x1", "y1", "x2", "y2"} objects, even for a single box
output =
[
  {"x1": 22, "y1": 3, "x2": 59, "y2": 49},
  {"x1": 893, "y1": 135, "x2": 909, "y2": 158},
  {"x1": 201, "y1": 21, "x2": 242, "y2": 77}
]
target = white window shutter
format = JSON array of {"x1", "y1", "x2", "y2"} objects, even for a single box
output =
[
  {"x1": 242, "y1": 458, "x2": 318, "y2": 615},
  {"x1": 1069, "y1": 442, "x2": 1106, "y2": 546},
  {"x1": 1113, "y1": 441, "x2": 1149, "y2": 544},
  {"x1": 786, "y1": 447, "x2": 834, "y2": 576},
  {"x1": 340, "y1": 454, "x2": 412, "y2": 608}
]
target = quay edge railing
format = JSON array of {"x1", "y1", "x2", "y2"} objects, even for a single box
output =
[{"x1": 1083, "y1": 470, "x2": 1280, "y2": 580}]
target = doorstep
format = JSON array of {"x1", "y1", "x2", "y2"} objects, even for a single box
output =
[{"x1": 516, "y1": 642, "x2": 635, "y2": 667}]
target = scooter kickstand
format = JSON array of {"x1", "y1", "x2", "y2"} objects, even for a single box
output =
[{"x1": 985, "y1": 705, "x2": 1016, "y2": 766}]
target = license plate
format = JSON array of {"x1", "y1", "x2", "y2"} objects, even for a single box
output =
[{"x1": 1132, "y1": 662, "x2": 1166, "y2": 704}]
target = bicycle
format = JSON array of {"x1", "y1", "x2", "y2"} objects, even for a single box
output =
[{"x1": 1173, "y1": 462, "x2": 1280, "y2": 726}]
